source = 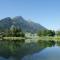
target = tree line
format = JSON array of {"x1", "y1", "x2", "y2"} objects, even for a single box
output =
[
  {"x1": 37, "y1": 29, "x2": 60, "y2": 36},
  {"x1": 37, "y1": 30, "x2": 55, "y2": 36},
  {"x1": 2, "y1": 25, "x2": 25, "y2": 37}
]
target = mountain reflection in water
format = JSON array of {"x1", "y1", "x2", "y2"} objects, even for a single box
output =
[
  {"x1": 0, "y1": 40, "x2": 59, "y2": 60},
  {"x1": 22, "y1": 46, "x2": 60, "y2": 60},
  {"x1": 22, "y1": 41, "x2": 60, "y2": 60}
]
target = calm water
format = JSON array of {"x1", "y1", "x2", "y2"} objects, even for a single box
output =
[
  {"x1": 0, "y1": 40, "x2": 60, "y2": 60},
  {"x1": 22, "y1": 46, "x2": 60, "y2": 60},
  {"x1": 22, "y1": 41, "x2": 60, "y2": 60}
]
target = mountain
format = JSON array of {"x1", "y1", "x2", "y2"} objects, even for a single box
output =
[
  {"x1": 0, "y1": 17, "x2": 13, "y2": 31},
  {"x1": 0, "y1": 16, "x2": 46, "y2": 33}
]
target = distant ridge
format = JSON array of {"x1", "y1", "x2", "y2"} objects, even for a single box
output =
[{"x1": 0, "y1": 16, "x2": 46, "y2": 33}]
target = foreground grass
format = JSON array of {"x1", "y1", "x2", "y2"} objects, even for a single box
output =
[
  {"x1": 25, "y1": 36, "x2": 60, "y2": 42},
  {"x1": 36, "y1": 36, "x2": 60, "y2": 42},
  {"x1": 0, "y1": 36, "x2": 60, "y2": 42},
  {"x1": 3, "y1": 37, "x2": 25, "y2": 40}
]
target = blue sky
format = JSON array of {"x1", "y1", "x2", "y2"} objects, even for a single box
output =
[{"x1": 0, "y1": 0, "x2": 60, "y2": 30}]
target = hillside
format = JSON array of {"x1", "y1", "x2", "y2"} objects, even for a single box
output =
[{"x1": 0, "y1": 16, "x2": 46, "y2": 33}]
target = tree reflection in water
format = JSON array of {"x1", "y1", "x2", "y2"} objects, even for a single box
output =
[{"x1": 0, "y1": 40, "x2": 56, "y2": 60}]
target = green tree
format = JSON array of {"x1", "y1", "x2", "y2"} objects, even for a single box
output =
[
  {"x1": 4, "y1": 25, "x2": 25, "y2": 37},
  {"x1": 47, "y1": 30, "x2": 55, "y2": 36},
  {"x1": 37, "y1": 30, "x2": 55, "y2": 36},
  {"x1": 56, "y1": 31, "x2": 60, "y2": 36}
]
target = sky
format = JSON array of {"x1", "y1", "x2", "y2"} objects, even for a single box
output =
[{"x1": 0, "y1": 0, "x2": 60, "y2": 30}]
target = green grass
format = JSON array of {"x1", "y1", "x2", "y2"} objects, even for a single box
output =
[
  {"x1": 0, "y1": 36, "x2": 60, "y2": 42},
  {"x1": 37, "y1": 36, "x2": 60, "y2": 41},
  {"x1": 25, "y1": 36, "x2": 60, "y2": 43},
  {"x1": 3, "y1": 37, "x2": 25, "y2": 40}
]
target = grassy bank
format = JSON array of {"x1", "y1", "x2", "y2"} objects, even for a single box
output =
[
  {"x1": 3, "y1": 37, "x2": 26, "y2": 40},
  {"x1": 0, "y1": 36, "x2": 60, "y2": 42},
  {"x1": 38, "y1": 36, "x2": 60, "y2": 41},
  {"x1": 25, "y1": 36, "x2": 60, "y2": 43}
]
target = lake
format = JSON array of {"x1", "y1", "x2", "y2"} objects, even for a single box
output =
[
  {"x1": 22, "y1": 40, "x2": 60, "y2": 60},
  {"x1": 0, "y1": 40, "x2": 60, "y2": 60},
  {"x1": 22, "y1": 46, "x2": 60, "y2": 60}
]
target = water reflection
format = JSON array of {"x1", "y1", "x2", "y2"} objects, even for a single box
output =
[
  {"x1": 22, "y1": 46, "x2": 60, "y2": 60},
  {"x1": 0, "y1": 39, "x2": 58, "y2": 60},
  {"x1": 21, "y1": 40, "x2": 60, "y2": 60},
  {"x1": 0, "y1": 57, "x2": 14, "y2": 60},
  {"x1": 0, "y1": 57, "x2": 7, "y2": 60}
]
